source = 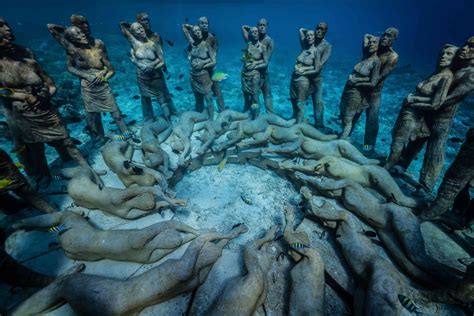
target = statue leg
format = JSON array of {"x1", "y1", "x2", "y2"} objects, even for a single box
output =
[
  {"x1": 194, "y1": 91, "x2": 205, "y2": 113},
  {"x1": 111, "y1": 110, "x2": 129, "y2": 134},
  {"x1": 311, "y1": 77, "x2": 324, "y2": 128},
  {"x1": 261, "y1": 70, "x2": 273, "y2": 113},
  {"x1": 212, "y1": 80, "x2": 226, "y2": 111},
  {"x1": 385, "y1": 113, "x2": 418, "y2": 170},
  {"x1": 419, "y1": 117, "x2": 453, "y2": 191},
  {"x1": 162, "y1": 77, "x2": 177, "y2": 116},
  {"x1": 364, "y1": 91, "x2": 381, "y2": 149},
  {"x1": 27, "y1": 142, "x2": 51, "y2": 188},
  {"x1": 141, "y1": 96, "x2": 155, "y2": 122},
  {"x1": 14, "y1": 184, "x2": 57, "y2": 213},
  {"x1": 205, "y1": 92, "x2": 214, "y2": 119},
  {"x1": 340, "y1": 108, "x2": 357, "y2": 139},
  {"x1": 398, "y1": 136, "x2": 427, "y2": 170},
  {"x1": 85, "y1": 112, "x2": 105, "y2": 142}
]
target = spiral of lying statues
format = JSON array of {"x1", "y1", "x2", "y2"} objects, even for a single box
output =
[{"x1": 3, "y1": 109, "x2": 472, "y2": 316}]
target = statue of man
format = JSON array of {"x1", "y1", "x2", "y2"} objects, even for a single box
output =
[
  {"x1": 120, "y1": 21, "x2": 174, "y2": 122},
  {"x1": 311, "y1": 22, "x2": 332, "y2": 130},
  {"x1": 363, "y1": 27, "x2": 399, "y2": 155},
  {"x1": 0, "y1": 18, "x2": 101, "y2": 188}
]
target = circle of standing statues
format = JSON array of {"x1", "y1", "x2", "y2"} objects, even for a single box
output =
[{"x1": 0, "y1": 12, "x2": 473, "y2": 316}]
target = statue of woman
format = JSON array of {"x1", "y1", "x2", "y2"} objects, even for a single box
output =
[
  {"x1": 241, "y1": 26, "x2": 268, "y2": 119},
  {"x1": 119, "y1": 22, "x2": 174, "y2": 122},
  {"x1": 339, "y1": 34, "x2": 381, "y2": 139},
  {"x1": 182, "y1": 24, "x2": 216, "y2": 118}
]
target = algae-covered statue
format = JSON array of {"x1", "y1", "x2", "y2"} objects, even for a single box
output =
[
  {"x1": 362, "y1": 27, "x2": 399, "y2": 154},
  {"x1": 0, "y1": 18, "x2": 100, "y2": 188},
  {"x1": 385, "y1": 44, "x2": 458, "y2": 171},
  {"x1": 243, "y1": 19, "x2": 274, "y2": 114},
  {"x1": 241, "y1": 26, "x2": 268, "y2": 118},
  {"x1": 11, "y1": 208, "x2": 200, "y2": 263},
  {"x1": 120, "y1": 22, "x2": 174, "y2": 122},
  {"x1": 283, "y1": 206, "x2": 325, "y2": 316},
  {"x1": 339, "y1": 34, "x2": 381, "y2": 140},
  {"x1": 63, "y1": 19, "x2": 129, "y2": 145},
  {"x1": 209, "y1": 226, "x2": 277, "y2": 315},
  {"x1": 296, "y1": 173, "x2": 459, "y2": 287},
  {"x1": 9, "y1": 227, "x2": 247, "y2": 316},
  {"x1": 182, "y1": 24, "x2": 216, "y2": 118},
  {"x1": 63, "y1": 167, "x2": 184, "y2": 219},
  {"x1": 290, "y1": 28, "x2": 320, "y2": 123}
]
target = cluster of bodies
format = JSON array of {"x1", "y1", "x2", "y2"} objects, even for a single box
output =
[{"x1": 0, "y1": 11, "x2": 473, "y2": 316}]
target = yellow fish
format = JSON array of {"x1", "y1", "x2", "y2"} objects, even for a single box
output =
[
  {"x1": 0, "y1": 178, "x2": 13, "y2": 189},
  {"x1": 211, "y1": 72, "x2": 229, "y2": 82},
  {"x1": 14, "y1": 162, "x2": 25, "y2": 169},
  {"x1": 218, "y1": 157, "x2": 227, "y2": 172}
]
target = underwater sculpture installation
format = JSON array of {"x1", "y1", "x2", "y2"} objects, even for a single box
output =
[
  {"x1": 362, "y1": 27, "x2": 399, "y2": 154},
  {"x1": 290, "y1": 28, "x2": 320, "y2": 123},
  {"x1": 170, "y1": 110, "x2": 209, "y2": 165},
  {"x1": 0, "y1": 149, "x2": 57, "y2": 214},
  {"x1": 281, "y1": 155, "x2": 422, "y2": 208},
  {"x1": 384, "y1": 44, "x2": 458, "y2": 171},
  {"x1": 194, "y1": 109, "x2": 250, "y2": 155},
  {"x1": 8, "y1": 227, "x2": 248, "y2": 316},
  {"x1": 11, "y1": 208, "x2": 200, "y2": 263},
  {"x1": 421, "y1": 127, "x2": 474, "y2": 220},
  {"x1": 300, "y1": 187, "x2": 406, "y2": 315},
  {"x1": 398, "y1": 36, "x2": 474, "y2": 196},
  {"x1": 241, "y1": 26, "x2": 268, "y2": 119},
  {"x1": 283, "y1": 206, "x2": 325, "y2": 316},
  {"x1": 261, "y1": 134, "x2": 379, "y2": 165},
  {"x1": 242, "y1": 18, "x2": 274, "y2": 114},
  {"x1": 339, "y1": 34, "x2": 381, "y2": 140},
  {"x1": 311, "y1": 22, "x2": 332, "y2": 130},
  {"x1": 64, "y1": 167, "x2": 185, "y2": 219},
  {"x1": 209, "y1": 226, "x2": 277, "y2": 316},
  {"x1": 295, "y1": 172, "x2": 459, "y2": 286},
  {"x1": 0, "y1": 18, "x2": 100, "y2": 189},
  {"x1": 119, "y1": 21, "x2": 174, "y2": 122},
  {"x1": 63, "y1": 23, "x2": 130, "y2": 145},
  {"x1": 182, "y1": 24, "x2": 216, "y2": 118},
  {"x1": 140, "y1": 118, "x2": 173, "y2": 177},
  {"x1": 212, "y1": 113, "x2": 295, "y2": 152},
  {"x1": 101, "y1": 140, "x2": 169, "y2": 191}
]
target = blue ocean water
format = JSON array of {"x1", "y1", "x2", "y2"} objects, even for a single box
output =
[{"x1": 1, "y1": 0, "x2": 473, "y2": 182}]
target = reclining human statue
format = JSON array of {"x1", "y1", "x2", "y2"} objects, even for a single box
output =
[
  {"x1": 140, "y1": 118, "x2": 173, "y2": 178},
  {"x1": 8, "y1": 225, "x2": 248, "y2": 316},
  {"x1": 209, "y1": 226, "x2": 277, "y2": 315},
  {"x1": 63, "y1": 167, "x2": 185, "y2": 219},
  {"x1": 10, "y1": 208, "x2": 199, "y2": 263}
]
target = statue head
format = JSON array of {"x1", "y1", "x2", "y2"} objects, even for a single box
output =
[
  {"x1": 192, "y1": 25, "x2": 203, "y2": 41},
  {"x1": 305, "y1": 30, "x2": 315, "y2": 46},
  {"x1": 130, "y1": 22, "x2": 147, "y2": 41},
  {"x1": 459, "y1": 36, "x2": 474, "y2": 61},
  {"x1": 257, "y1": 18, "x2": 268, "y2": 35},
  {"x1": 249, "y1": 26, "x2": 259, "y2": 41},
  {"x1": 136, "y1": 12, "x2": 151, "y2": 31},
  {"x1": 363, "y1": 34, "x2": 379, "y2": 56},
  {"x1": 70, "y1": 14, "x2": 90, "y2": 37},
  {"x1": 198, "y1": 16, "x2": 209, "y2": 33},
  {"x1": 315, "y1": 22, "x2": 328, "y2": 40},
  {"x1": 64, "y1": 26, "x2": 89, "y2": 46},
  {"x1": 437, "y1": 44, "x2": 458, "y2": 68},
  {"x1": 380, "y1": 27, "x2": 398, "y2": 48},
  {"x1": 0, "y1": 17, "x2": 14, "y2": 44}
]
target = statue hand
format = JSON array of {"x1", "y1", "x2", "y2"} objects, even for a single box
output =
[{"x1": 406, "y1": 93, "x2": 415, "y2": 104}]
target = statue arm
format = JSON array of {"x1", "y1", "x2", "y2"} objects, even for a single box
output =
[
  {"x1": 409, "y1": 76, "x2": 452, "y2": 110},
  {"x1": 320, "y1": 44, "x2": 332, "y2": 67},
  {"x1": 378, "y1": 53, "x2": 399, "y2": 83},
  {"x1": 266, "y1": 37, "x2": 274, "y2": 61},
  {"x1": 299, "y1": 28, "x2": 307, "y2": 48},
  {"x1": 12, "y1": 213, "x2": 62, "y2": 230},
  {"x1": 34, "y1": 61, "x2": 57, "y2": 97},
  {"x1": 253, "y1": 46, "x2": 269, "y2": 70},
  {"x1": 66, "y1": 54, "x2": 93, "y2": 81},
  {"x1": 98, "y1": 42, "x2": 115, "y2": 80},
  {"x1": 267, "y1": 137, "x2": 304, "y2": 154},
  {"x1": 296, "y1": 172, "x2": 350, "y2": 190},
  {"x1": 443, "y1": 72, "x2": 474, "y2": 105},
  {"x1": 202, "y1": 44, "x2": 217, "y2": 69},
  {"x1": 238, "y1": 126, "x2": 272, "y2": 147},
  {"x1": 119, "y1": 22, "x2": 137, "y2": 44},
  {"x1": 182, "y1": 24, "x2": 194, "y2": 45},
  {"x1": 46, "y1": 23, "x2": 70, "y2": 49},
  {"x1": 241, "y1": 25, "x2": 251, "y2": 42},
  {"x1": 197, "y1": 127, "x2": 217, "y2": 154}
]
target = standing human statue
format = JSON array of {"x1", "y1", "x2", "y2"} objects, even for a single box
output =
[
  {"x1": 135, "y1": 12, "x2": 177, "y2": 118},
  {"x1": 311, "y1": 22, "x2": 332, "y2": 130},
  {"x1": 243, "y1": 18, "x2": 274, "y2": 114},
  {"x1": 290, "y1": 28, "x2": 320, "y2": 123},
  {"x1": 119, "y1": 22, "x2": 174, "y2": 122},
  {"x1": 396, "y1": 36, "x2": 474, "y2": 196},
  {"x1": 241, "y1": 26, "x2": 268, "y2": 119},
  {"x1": 362, "y1": 27, "x2": 399, "y2": 156},
  {"x1": 182, "y1": 24, "x2": 216, "y2": 118},
  {"x1": 48, "y1": 15, "x2": 130, "y2": 146},
  {"x1": 339, "y1": 34, "x2": 381, "y2": 139},
  {"x1": 0, "y1": 18, "x2": 102, "y2": 188}
]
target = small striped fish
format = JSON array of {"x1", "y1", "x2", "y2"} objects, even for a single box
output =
[
  {"x1": 48, "y1": 225, "x2": 67, "y2": 234},
  {"x1": 398, "y1": 294, "x2": 417, "y2": 313},
  {"x1": 290, "y1": 242, "x2": 309, "y2": 250}
]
